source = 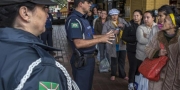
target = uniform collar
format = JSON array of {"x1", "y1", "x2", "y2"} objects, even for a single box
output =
[
  {"x1": 72, "y1": 10, "x2": 86, "y2": 18},
  {"x1": 0, "y1": 27, "x2": 61, "y2": 51}
]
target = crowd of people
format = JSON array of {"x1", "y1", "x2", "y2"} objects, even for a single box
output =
[
  {"x1": 66, "y1": 0, "x2": 180, "y2": 90},
  {"x1": 0, "y1": 0, "x2": 79, "y2": 90},
  {"x1": 0, "y1": 0, "x2": 180, "y2": 90}
]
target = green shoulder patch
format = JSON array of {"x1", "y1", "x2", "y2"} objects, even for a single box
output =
[
  {"x1": 39, "y1": 81, "x2": 60, "y2": 90},
  {"x1": 71, "y1": 23, "x2": 79, "y2": 28}
]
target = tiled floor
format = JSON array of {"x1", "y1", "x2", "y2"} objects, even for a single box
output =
[{"x1": 52, "y1": 25, "x2": 129, "y2": 90}]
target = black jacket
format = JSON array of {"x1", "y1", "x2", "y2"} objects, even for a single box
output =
[
  {"x1": 94, "y1": 17, "x2": 108, "y2": 35},
  {"x1": 0, "y1": 28, "x2": 77, "y2": 90},
  {"x1": 122, "y1": 20, "x2": 143, "y2": 52},
  {"x1": 87, "y1": 15, "x2": 94, "y2": 27}
]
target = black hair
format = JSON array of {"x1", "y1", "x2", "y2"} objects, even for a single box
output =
[
  {"x1": 144, "y1": 10, "x2": 157, "y2": 22},
  {"x1": 175, "y1": 16, "x2": 180, "y2": 29},
  {"x1": 92, "y1": 7, "x2": 97, "y2": 11},
  {"x1": 101, "y1": 9, "x2": 107, "y2": 12},
  {"x1": 133, "y1": 9, "x2": 143, "y2": 16},
  {"x1": 170, "y1": 6, "x2": 179, "y2": 15},
  {"x1": 0, "y1": 2, "x2": 36, "y2": 28},
  {"x1": 170, "y1": 13, "x2": 180, "y2": 29},
  {"x1": 92, "y1": 7, "x2": 98, "y2": 15},
  {"x1": 158, "y1": 5, "x2": 179, "y2": 15},
  {"x1": 170, "y1": 6, "x2": 180, "y2": 27},
  {"x1": 144, "y1": 10, "x2": 156, "y2": 18},
  {"x1": 159, "y1": 5, "x2": 180, "y2": 29},
  {"x1": 74, "y1": 0, "x2": 90, "y2": 8},
  {"x1": 158, "y1": 5, "x2": 173, "y2": 16},
  {"x1": 97, "y1": 8, "x2": 102, "y2": 11}
]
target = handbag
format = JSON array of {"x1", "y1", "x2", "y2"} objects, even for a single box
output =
[{"x1": 138, "y1": 42, "x2": 168, "y2": 81}]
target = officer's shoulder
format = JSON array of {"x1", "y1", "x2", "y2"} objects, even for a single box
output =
[
  {"x1": 67, "y1": 15, "x2": 81, "y2": 23},
  {"x1": 8, "y1": 45, "x2": 38, "y2": 57},
  {"x1": 67, "y1": 14, "x2": 79, "y2": 19}
]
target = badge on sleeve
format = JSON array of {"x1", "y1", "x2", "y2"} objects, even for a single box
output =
[
  {"x1": 71, "y1": 23, "x2": 79, "y2": 28},
  {"x1": 39, "y1": 81, "x2": 60, "y2": 90}
]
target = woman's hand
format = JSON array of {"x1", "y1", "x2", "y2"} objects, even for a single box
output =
[
  {"x1": 159, "y1": 49, "x2": 167, "y2": 56},
  {"x1": 118, "y1": 23, "x2": 124, "y2": 28}
]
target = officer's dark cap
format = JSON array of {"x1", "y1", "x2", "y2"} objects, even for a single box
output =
[
  {"x1": 75, "y1": 0, "x2": 91, "y2": 3},
  {"x1": 45, "y1": 5, "x2": 49, "y2": 8},
  {"x1": 0, "y1": 0, "x2": 57, "y2": 6},
  {"x1": 83, "y1": 0, "x2": 91, "y2": 3}
]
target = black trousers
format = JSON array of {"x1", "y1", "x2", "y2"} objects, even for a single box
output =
[
  {"x1": 111, "y1": 51, "x2": 126, "y2": 78},
  {"x1": 127, "y1": 51, "x2": 142, "y2": 83},
  {"x1": 41, "y1": 28, "x2": 53, "y2": 47}
]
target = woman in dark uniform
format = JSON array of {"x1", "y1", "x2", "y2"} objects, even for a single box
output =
[{"x1": 0, "y1": 0, "x2": 79, "y2": 90}]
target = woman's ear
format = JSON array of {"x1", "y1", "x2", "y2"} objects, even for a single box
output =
[{"x1": 18, "y1": 6, "x2": 32, "y2": 23}]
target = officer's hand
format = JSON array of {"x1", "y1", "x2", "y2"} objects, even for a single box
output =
[{"x1": 100, "y1": 30, "x2": 115, "y2": 44}]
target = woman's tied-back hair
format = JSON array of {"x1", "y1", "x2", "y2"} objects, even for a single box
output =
[
  {"x1": 158, "y1": 5, "x2": 180, "y2": 29},
  {"x1": 168, "y1": 13, "x2": 180, "y2": 30},
  {"x1": 166, "y1": 6, "x2": 180, "y2": 29},
  {"x1": 158, "y1": 5, "x2": 179, "y2": 16},
  {"x1": 144, "y1": 10, "x2": 156, "y2": 18},
  {"x1": 133, "y1": 9, "x2": 143, "y2": 16},
  {"x1": 0, "y1": 2, "x2": 36, "y2": 28},
  {"x1": 158, "y1": 5, "x2": 172, "y2": 16},
  {"x1": 133, "y1": 9, "x2": 143, "y2": 21}
]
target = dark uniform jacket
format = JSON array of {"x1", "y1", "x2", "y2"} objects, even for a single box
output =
[
  {"x1": 65, "y1": 10, "x2": 96, "y2": 54},
  {"x1": 122, "y1": 20, "x2": 143, "y2": 52},
  {"x1": 45, "y1": 13, "x2": 53, "y2": 29},
  {"x1": 0, "y1": 28, "x2": 76, "y2": 90}
]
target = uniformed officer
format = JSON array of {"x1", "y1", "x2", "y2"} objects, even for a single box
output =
[
  {"x1": 65, "y1": 0, "x2": 115, "y2": 90},
  {"x1": 41, "y1": 5, "x2": 55, "y2": 55},
  {"x1": 0, "y1": 0, "x2": 79, "y2": 90}
]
